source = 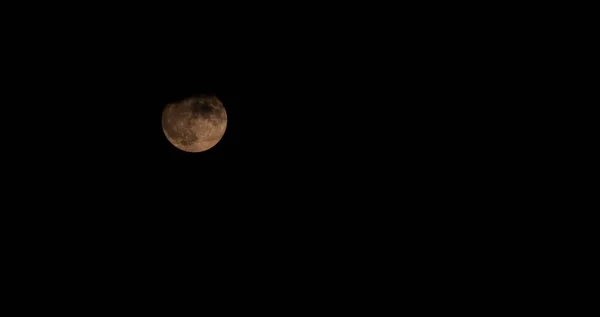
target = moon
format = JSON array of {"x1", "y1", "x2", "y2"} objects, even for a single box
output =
[{"x1": 162, "y1": 95, "x2": 227, "y2": 152}]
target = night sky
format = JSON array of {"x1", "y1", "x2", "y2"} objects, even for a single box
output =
[
  {"x1": 0, "y1": 5, "x2": 534, "y2": 303},
  {"x1": 10, "y1": 34, "x2": 433, "y2": 228},
  {"x1": 3, "y1": 5, "x2": 484, "y2": 257}
]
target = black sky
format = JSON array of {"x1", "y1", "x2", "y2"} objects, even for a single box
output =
[
  {"x1": 0, "y1": 4, "x2": 551, "y2": 304},
  {"x1": 2, "y1": 4, "x2": 506, "y2": 250},
  {"x1": 13, "y1": 33, "x2": 432, "y2": 209},
  {"x1": 0, "y1": 8, "x2": 536, "y2": 302}
]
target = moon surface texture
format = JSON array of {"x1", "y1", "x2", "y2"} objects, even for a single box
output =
[{"x1": 162, "y1": 95, "x2": 227, "y2": 152}]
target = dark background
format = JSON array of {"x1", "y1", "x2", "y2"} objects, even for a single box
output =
[
  {"x1": 0, "y1": 6, "x2": 548, "y2": 305},
  {"x1": 5, "y1": 16, "x2": 467, "y2": 223},
  {"x1": 1, "y1": 5, "x2": 522, "y2": 273}
]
